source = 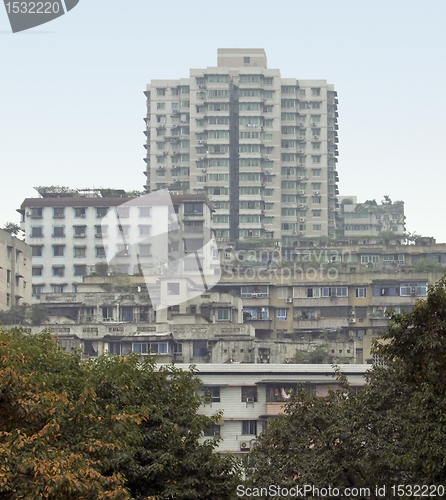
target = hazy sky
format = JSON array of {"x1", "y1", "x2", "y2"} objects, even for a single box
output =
[{"x1": 1, "y1": 0, "x2": 445, "y2": 242}]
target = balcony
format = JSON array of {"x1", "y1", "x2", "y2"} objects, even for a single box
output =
[
  {"x1": 293, "y1": 317, "x2": 348, "y2": 330},
  {"x1": 241, "y1": 297, "x2": 270, "y2": 307},
  {"x1": 263, "y1": 402, "x2": 286, "y2": 416},
  {"x1": 371, "y1": 295, "x2": 423, "y2": 306}
]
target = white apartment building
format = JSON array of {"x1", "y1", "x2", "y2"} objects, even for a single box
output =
[
  {"x1": 19, "y1": 189, "x2": 216, "y2": 297},
  {"x1": 144, "y1": 48, "x2": 340, "y2": 247},
  {"x1": 192, "y1": 363, "x2": 369, "y2": 453}
]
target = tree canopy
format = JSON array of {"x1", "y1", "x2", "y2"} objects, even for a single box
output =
[
  {"x1": 0, "y1": 328, "x2": 238, "y2": 499},
  {"x1": 245, "y1": 275, "x2": 446, "y2": 497}
]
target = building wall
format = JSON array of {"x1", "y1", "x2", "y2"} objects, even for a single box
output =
[
  {"x1": 144, "y1": 48, "x2": 340, "y2": 245},
  {"x1": 0, "y1": 229, "x2": 32, "y2": 309},
  {"x1": 192, "y1": 363, "x2": 369, "y2": 453},
  {"x1": 19, "y1": 193, "x2": 215, "y2": 298}
]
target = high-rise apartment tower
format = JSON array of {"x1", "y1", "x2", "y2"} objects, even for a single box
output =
[{"x1": 144, "y1": 48, "x2": 340, "y2": 246}]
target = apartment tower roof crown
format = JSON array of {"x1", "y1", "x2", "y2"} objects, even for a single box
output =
[{"x1": 217, "y1": 48, "x2": 267, "y2": 68}]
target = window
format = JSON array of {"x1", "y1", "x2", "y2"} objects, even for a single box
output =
[
  {"x1": 311, "y1": 87, "x2": 321, "y2": 96},
  {"x1": 356, "y1": 288, "x2": 367, "y2": 298},
  {"x1": 53, "y1": 245, "x2": 65, "y2": 257},
  {"x1": 117, "y1": 206, "x2": 130, "y2": 218},
  {"x1": 156, "y1": 102, "x2": 165, "y2": 110},
  {"x1": 72, "y1": 226, "x2": 86, "y2": 238},
  {"x1": 138, "y1": 225, "x2": 151, "y2": 237},
  {"x1": 203, "y1": 425, "x2": 221, "y2": 437},
  {"x1": 51, "y1": 226, "x2": 64, "y2": 238},
  {"x1": 184, "y1": 202, "x2": 203, "y2": 214},
  {"x1": 32, "y1": 267, "x2": 43, "y2": 276},
  {"x1": 193, "y1": 340, "x2": 207, "y2": 357},
  {"x1": 29, "y1": 207, "x2": 43, "y2": 218},
  {"x1": 138, "y1": 243, "x2": 151, "y2": 256},
  {"x1": 243, "y1": 56, "x2": 250, "y2": 63},
  {"x1": 102, "y1": 307, "x2": 114, "y2": 320},
  {"x1": 241, "y1": 387, "x2": 258, "y2": 403},
  {"x1": 31, "y1": 226, "x2": 43, "y2": 238},
  {"x1": 203, "y1": 386, "x2": 220, "y2": 403},
  {"x1": 312, "y1": 155, "x2": 321, "y2": 163},
  {"x1": 74, "y1": 265, "x2": 87, "y2": 277},
  {"x1": 32, "y1": 285, "x2": 44, "y2": 296},
  {"x1": 361, "y1": 255, "x2": 380, "y2": 264},
  {"x1": 53, "y1": 207, "x2": 64, "y2": 218},
  {"x1": 276, "y1": 308, "x2": 288, "y2": 321},
  {"x1": 156, "y1": 88, "x2": 166, "y2": 96},
  {"x1": 321, "y1": 287, "x2": 348, "y2": 297},
  {"x1": 96, "y1": 207, "x2": 109, "y2": 218},
  {"x1": 74, "y1": 246, "x2": 86, "y2": 258},
  {"x1": 74, "y1": 207, "x2": 86, "y2": 218},
  {"x1": 242, "y1": 420, "x2": 257, "y2": 436},
  {"x1": 52, "y1": 266, "x2": 65, "y2": 277},
  {"x1": 51, "y1": 285, "x2": 65, "y2": 293},
  {"x1": 217, "y1": 309, "x2": 230, "y2": 321},
  {"x1": 95, "y1": 246, "x2": 106, "y2": 258},
  {"x1": 31, "y1": 245, "x2": 43, "y2": 257},
  {"x1": 313, "y1": 224, "x2": 321, "y2": 231},
  {"x1": 167, "y1": 282, "x2": 180, "y2": 295},
  {"x1": 400, "y1": 283, "x2": 427, "y2": 296}
]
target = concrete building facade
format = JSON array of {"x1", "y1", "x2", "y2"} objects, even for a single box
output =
[
  {"x1": 0, "y1": 229, "x2": 32, "y2": 309},
  {"x1": 19, "y1": 189, "x2": 216, "y2": 298},
  {"x1": 144, "y1": 48, "x2": 340, "y2": 246}
]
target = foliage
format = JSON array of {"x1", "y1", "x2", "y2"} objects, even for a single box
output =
[
  {"x1": 34, "y1": 185, "x2": 76, "y2": 197},
  {"x1": 246, "y1": 275, "x2": 446, "y2": 495},
  {"x1": 0, "y1": 304, "x2": 49, "y2": 326},
  {"x1": 378, "y1": 230, "x2": 398, "y2": 244},
  {"x1": 0, "y1": 329, "x2": 238, "y2": 499},
  {"x1": 2, "y1": 222, "x2": 21, "y2": 235},
  {"x1": 289, "y1": 346, "x2": 329, "y2": 364},
  {"x1": 341, "y1": 198, "x2": 354, "y2": 205},
  {"x1": 413, "y1": 258, "x2": 443, "y2": 272}
]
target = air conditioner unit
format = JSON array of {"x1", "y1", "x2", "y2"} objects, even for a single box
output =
[
  {"x1": 172, "y1": 124, "x2": 178, "y2": 128},
  {"x1": 299, "y1": 150, "x2": 305, "y2": 154},
  {"x1": 80, "y1": 214, "x2": 86, "y2": 218},
  {"x1": 314, "y1": 191, "x2": 320, "y2": 195},
  {"x1": 299, "y1": 190, "x2": 306, "y2": 195},
  {"x1": 286, "y1": 298, "x2": 293, "y2": 304},
  {"x1": 299, "y1": 203, "x2": 305, "y2": 208},
  {"x1": 240, "y1": 442, "x2": 251, "y2": 451},
  {"x1": 246, "y1": 397, "x2": 255, "y2": 403},
  {"x1": 313, "y1": 135, "x2": 319, "y2": 139},
  {"x1": 300, "y1": 218, "x2": 306, "y2": 222},
  {"x1": 349, "y1": 318, "x2": 356, "y2": 324},
  {"x1": 201, "y1": 169, "x2": 207, "y2": 173}
]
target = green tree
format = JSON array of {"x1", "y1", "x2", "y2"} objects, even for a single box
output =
[
  {"x1": 2, "y1": 222, "x2": 21, "y2": 235},
  {"x1": 0, "y1": 328, "x2": 238, "y2": 500}
]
